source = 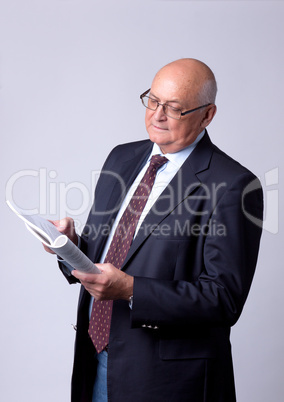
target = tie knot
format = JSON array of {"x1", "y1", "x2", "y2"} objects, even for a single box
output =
[{"x1": 150, "y1": 155, "x2": 168, "y2": 170}]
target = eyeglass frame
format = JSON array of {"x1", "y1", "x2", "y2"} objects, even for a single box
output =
[{"x1": 140, "y1": 88, "x2": 212, "y2": 120}]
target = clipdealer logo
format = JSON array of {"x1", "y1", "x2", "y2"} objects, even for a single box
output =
[
  {"x1": 242, "y1": 167, "x2": 279, "y2": 234},
  {"x1": 5, "y1": 167, "x2": 279, "y2": 235}
]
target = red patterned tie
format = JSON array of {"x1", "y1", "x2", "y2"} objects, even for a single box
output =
[{"x1": 88, "y1": 155, "x2": 168, "y2": 353}]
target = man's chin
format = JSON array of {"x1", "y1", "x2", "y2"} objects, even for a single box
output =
[{"x1": 149, "y1": 131, "x2": 169, "y2": 144}]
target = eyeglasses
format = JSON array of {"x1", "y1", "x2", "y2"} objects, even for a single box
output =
[{"x1": 140, "y1": 89, "x2": 212, "y2": 120}]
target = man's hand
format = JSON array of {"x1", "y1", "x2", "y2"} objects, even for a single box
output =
[
  {"x1": 43, "y1": 217, "x2": 78, "y2": 254},
  {"x1": 71, "y1": 263, "x2": 134, "y2": 301}
]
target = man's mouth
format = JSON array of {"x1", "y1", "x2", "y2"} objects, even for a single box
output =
[{"x1": 152, "y1": 124, "x2": 167, "y2": 131}]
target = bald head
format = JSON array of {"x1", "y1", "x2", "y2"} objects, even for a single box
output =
[
  {"x1": 153, "y1": 58, "x2": 217, "y2": 105},
  {"x1": 145, "y1": 58, "x2": 217, "y2": 153}
]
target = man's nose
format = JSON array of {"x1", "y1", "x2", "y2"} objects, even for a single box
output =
[{"x1": 153, "y1": 104, "x2": 167, "y2": 120}]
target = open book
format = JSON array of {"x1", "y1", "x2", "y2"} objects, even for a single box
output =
[{"x1": 7, "y1": 201, "x2": 101, "y2": 274}]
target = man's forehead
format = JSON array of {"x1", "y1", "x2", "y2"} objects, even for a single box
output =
[{"x1": 150, "y1": 72, "x2": 198, "y2": 104}]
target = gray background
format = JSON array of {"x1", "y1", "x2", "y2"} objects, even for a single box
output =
[{"x1": 0, "y1": 1, "x2": 283, "y2": 401}]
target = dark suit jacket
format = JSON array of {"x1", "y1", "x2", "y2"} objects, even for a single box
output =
[{"x1": 60, "y1": 132, "x2": 263, "y2": 402}]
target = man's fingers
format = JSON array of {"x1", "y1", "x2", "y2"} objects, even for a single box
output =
[
  {"x1": 48, "y1": 218, "x2": 72, "y2": 233},
  {"x1": 72, "y1": 269, "x2": 106, "y2": 300},
  {"x1": 71, "y1": 269, "x2": 100, "y2": 283},
  {"x1": 47, "y1": 217, "x2": 78, "y2": 245}
]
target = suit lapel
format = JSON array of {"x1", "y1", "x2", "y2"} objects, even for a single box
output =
[
  {"x1": 121, "y1": 132, "x2": 214, "y2": 269},
  {"x1": 103, "y1": 141, "x2": 153, "y2": 226},
  {"x1": 88, "y1": 141, "x2": 152, "y2": 263}
]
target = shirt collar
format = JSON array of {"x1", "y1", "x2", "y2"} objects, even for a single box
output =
[{"x1": 149, "y1": 130, "x2": 205, "y2": 169}]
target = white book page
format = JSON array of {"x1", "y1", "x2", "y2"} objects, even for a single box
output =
[{"x1": 7, "y1": 201, "x2": 101, "y2": 274}]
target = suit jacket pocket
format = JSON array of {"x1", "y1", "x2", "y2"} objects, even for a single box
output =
[{"x1": 159, "y1": 337, "x2": 217, "y2": 360}]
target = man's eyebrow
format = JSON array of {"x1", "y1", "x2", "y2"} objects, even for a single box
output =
[{"x1": 149, "y1": 91, "x2": 182, "y2": 105}]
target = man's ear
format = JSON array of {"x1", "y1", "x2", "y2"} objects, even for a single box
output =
[{"x1": 201, "y1": 104, "x2": 217, "y2": 129}]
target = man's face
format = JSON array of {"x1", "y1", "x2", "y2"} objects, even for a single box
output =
[{"x1": 145, "y1": 67, "x2": 210, "y2": 154}]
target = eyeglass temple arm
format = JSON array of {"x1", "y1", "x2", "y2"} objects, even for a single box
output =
[
  {"x1": 140, "y1": 88, "x2": 151, "y2": 99},
  {"x1": 181, "y1": 103, "x2": 212, "y2": 116}
]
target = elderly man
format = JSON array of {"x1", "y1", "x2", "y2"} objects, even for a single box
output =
[{"x1": 52, "y1": 59, "x2": 263, "y2": 401}]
